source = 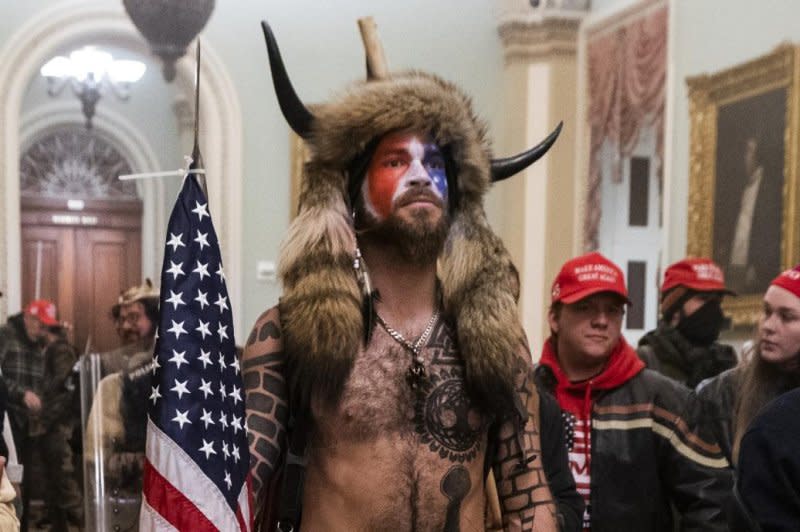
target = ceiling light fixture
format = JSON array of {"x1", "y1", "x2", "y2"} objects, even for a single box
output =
[{"x1": 40, "y1": 46, "x2": 146, "y2": 129}]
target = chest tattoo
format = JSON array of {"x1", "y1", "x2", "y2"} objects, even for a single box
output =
[
  {"x1": 414, "y1": 322, "x2": 484, "y2": 463},
  {"x1": 441, "y1": 465, "x2": 471, "y2": 532}
]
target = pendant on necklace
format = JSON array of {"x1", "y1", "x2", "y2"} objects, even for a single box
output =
[
  {"x1": 376, "y1": 310, "x2": 439, "y2": 390},
  {"x1": 406, "y1": 356, "x2": 426, "y2": 389}
]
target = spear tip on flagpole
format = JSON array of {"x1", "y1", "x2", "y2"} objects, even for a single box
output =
[
  {"x1": 118, "y1": 42, "x2": 209, "y2": 189},
  {"x1": 193, "y1": 40, "x2": 201, "y2": 157},
  {"x1": 192, "y1": 39, "x2": 208, "y2": 199}
]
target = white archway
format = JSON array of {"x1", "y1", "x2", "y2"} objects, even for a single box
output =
[
  {"x1": 20, "y1": 101, "x2": 166, "y2": 281},
  {"x1": 0, "y1": 0, "x2": 243, "y2": 332}
]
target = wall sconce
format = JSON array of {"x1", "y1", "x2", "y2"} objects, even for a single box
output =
[{"x1": 40, "y1": 46, "x2": 146, "y2": 129}]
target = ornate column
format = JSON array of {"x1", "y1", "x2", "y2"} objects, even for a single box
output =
[{"x1": 495, "y1": 0, "x2": 587, "y2": 356}]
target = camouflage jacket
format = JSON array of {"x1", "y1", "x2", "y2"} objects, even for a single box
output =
[{"x1": 41, "y1": 338, "x2": 79, "y2": 429}]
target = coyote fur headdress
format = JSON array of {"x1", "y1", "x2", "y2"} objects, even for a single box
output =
[{"x1": 262, "y1": 22, "x2": 561, "y2": 417}]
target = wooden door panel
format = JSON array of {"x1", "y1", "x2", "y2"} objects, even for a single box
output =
[
  {"x1": 22, "y1": 229, "x2": 59, "y2": 303},
  {"x1": 20, "y1": 226, "x2": 75, "y2": 332},
  {"x1": 75, "y1": 229, "x2": 141, "y2": 353},
  {"x1": 21, "y1": 197, "x2": 143, "y2": 354}
]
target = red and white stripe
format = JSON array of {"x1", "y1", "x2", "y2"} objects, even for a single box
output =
[
  {"x1": 567, "y1": 417, "x2": 592, "y2": 531},
  {"x1": 139, "y1": 419, "x2": 252, "y2": 532}
]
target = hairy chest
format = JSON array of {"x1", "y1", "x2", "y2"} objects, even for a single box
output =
[{"x1": 315, "y1": 320, "x2": 489, "y2": 463}]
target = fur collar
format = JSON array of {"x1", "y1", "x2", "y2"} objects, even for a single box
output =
[{"x1": 278, "y1": 71, "x2": 523, "y2": 416}]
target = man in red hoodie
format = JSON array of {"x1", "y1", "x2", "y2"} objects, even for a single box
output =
[{"x1": 535, "y1": 252, "x2": 732, "y2": 531}]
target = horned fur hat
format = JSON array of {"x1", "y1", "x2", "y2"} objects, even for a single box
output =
[
  {"x1": 112, "y1": 278, "x2": 159, "y2": 315},
  {"x1": 263, "y1": 21, "x2": 561, "y2": 416}
]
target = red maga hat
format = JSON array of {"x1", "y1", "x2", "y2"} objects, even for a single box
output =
[
  {"x1": 25, "y1": 299, "x2": 58, "y2": 326},
  {"x1": 551, "y1": 252, "x2": 630, "y2": 305},
  {"x1": 770, "y1": 265, "x2": 800, "y2": 300},
  {"x1": 661, "y1": 258, "x2": 735, "y2": 295}
]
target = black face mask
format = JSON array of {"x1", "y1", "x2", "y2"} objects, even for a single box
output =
[{"x1": 677, "y1": 299, "x2": 725, "y2": 346}]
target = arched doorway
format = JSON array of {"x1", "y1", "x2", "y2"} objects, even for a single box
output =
[
  {"x1": 20, "y1": 126, "x2": 143, "y2": 352},
  {"x1": 0, "y1": 2, "x2": 243, "y2": 333}
]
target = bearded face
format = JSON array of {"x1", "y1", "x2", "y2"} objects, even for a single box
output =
[
  {"x1": 356, "y1": 131, "x2": 451, "y2": 264},
  {"x1": 118, "y1": 301, "x2": 156, "y2": 345}
]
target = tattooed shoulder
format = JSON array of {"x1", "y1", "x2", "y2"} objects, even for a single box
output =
[
  {"x1": 493, "y1": 341, "x2": 557, "y2": 530},
  {"x1": 243, "y1": 306, "x2": 289, "y2": 501},
  {"x1": 246, "y1": 307, "x2": 282, "y2": 347}
]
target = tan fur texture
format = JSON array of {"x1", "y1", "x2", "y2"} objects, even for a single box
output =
[
  {"x1": 439, "y1": 205, "x2": 525, "y2": 413},
  {"x1": 279, "y1": 71, "x2": 524, "y2": 413}
]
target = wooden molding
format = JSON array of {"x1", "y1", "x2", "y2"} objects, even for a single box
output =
[{"x1": 498, "y1": 17, "x2": 582, "y2": 63}]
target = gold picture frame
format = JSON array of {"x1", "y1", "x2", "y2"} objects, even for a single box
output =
[
  {"x1": 687, "y1": 44, "x2": 800, "y2": 326},
  {"x1": 289, "y1": 131, "x2": 310, "y2": 221}
]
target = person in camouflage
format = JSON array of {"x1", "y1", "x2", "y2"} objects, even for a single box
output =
[{"x1": 40, "y1": 324, "x2": 82, "y2": 531}]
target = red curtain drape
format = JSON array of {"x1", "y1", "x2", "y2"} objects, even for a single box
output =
[{"x1": 584, "y1": 6, "x2": 667, "y2": 250}]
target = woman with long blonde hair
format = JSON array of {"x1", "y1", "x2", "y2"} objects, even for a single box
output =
[{"x1": 697, "y1": 265, "x2": 800, "y2": 465}]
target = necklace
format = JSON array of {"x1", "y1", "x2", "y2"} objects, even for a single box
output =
[{"x1": 375, "y1": 310, "x2": 439, "y2": 389}]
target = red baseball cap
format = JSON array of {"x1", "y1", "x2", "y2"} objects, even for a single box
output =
[
  {"x1": 551, "y1": 252, "x2": 630, "y2": 304},
  {"x1": 25, "y1": 299, "x2": 59, "y2": 326},
  {"x1": 770, "y1": 265, "x2": 800, "y2": 300},
  {"x1": 661, "y1": 258, "x2": 735, "y2": 295}
]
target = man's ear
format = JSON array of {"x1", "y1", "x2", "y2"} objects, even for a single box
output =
[{"x1": 547, "y1": 309, "x2": 559, "y2": 335}]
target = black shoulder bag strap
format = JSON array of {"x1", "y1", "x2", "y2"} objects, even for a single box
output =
[{"x1": 275, "y1": 411, "x2": 309, "y2": 532}]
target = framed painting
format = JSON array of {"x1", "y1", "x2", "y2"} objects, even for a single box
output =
[
  {"x1": 687, "y1": 44, "x2": 800, "y2": 326},
  {"x1": 289, "y1": 131, "x2": 309, "y2": 220}
]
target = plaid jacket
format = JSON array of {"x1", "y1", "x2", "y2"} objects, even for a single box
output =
[{"x1": 0, "y1": 313, "x2": 44, "y2": 429}]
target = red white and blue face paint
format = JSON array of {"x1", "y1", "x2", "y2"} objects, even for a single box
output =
[{"x1": 363, "y1": 131, "x2": 448, "y2": 221}]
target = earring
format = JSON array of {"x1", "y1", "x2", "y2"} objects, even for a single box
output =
[{"x1": 353, "y1": 246, "x2": 376, "y2": 345}]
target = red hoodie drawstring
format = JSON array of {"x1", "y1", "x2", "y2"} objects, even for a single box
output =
[
  {"x1": 583, "y1": 381, "x2": 593, "y2": 473},
  {"x1": 539, "y1": 336, "x2": 646, "y2": 479}
]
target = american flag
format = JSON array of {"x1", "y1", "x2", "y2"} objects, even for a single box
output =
[{"x1": 140, "y1": 171, "x2": 252, "y2": 531}]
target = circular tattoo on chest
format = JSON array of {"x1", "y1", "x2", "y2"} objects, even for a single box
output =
[{"x1": 415, "y1": 366, "x2": 483, "y2": 463}]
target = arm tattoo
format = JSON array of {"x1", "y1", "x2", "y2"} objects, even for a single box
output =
[
  {"x1": 493, "y1": 352, "x2": 557, "y2": 531},
  {"x1": 243, "y1": 307, "x2": 289, "y2": 502}
]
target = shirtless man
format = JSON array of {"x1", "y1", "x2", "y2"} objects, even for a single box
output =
[{"x1": 244, "y1": 22, "x2": 562, "y2": 531}]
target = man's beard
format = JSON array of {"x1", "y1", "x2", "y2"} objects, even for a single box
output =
[
  {"x1": 357, "y1": 193, "x2": 450, "y2": 265},
  {"x1": 121, "y1": 330, "x2": 142, "y2": 345}
]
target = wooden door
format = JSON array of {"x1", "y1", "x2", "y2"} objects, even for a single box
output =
[
  {"x1": 74, "y1": 228, "x2": 141, "y2": 352},
  {"x1": 21, "y1": 198, "x2": 142, "y2": 353},
  {"x1": 21, "y1": 226, "x2": 76, "y2": 337}
]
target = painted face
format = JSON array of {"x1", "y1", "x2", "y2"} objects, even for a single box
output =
[
  {"x1": 759, "y1": 285, "x2": 800, "y2": 366},
  {"x1": 363, "y1": 131, "x2": 448, "y2": 221}
]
